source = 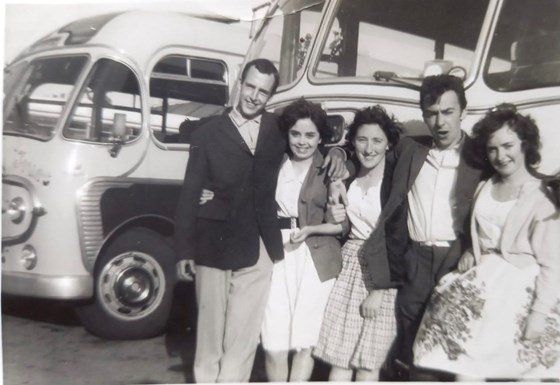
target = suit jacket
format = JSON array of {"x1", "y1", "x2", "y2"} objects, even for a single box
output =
[
  {"x1": 175, "y1": 111, "x2": 285, "y2": 270},
  {"x1": 363, "y1": 134, "x2": 489, "y2": 287},
  {"x1": 292, "y1": 151, "x2": 346, "y2": 282},
  {"x1": 471, "y1": 177, "x2": 560, "y2": 314}
]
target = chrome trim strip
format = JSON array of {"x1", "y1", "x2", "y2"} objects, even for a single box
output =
[
  {"x1": 1, "y1": 271, "x2": 93, "y2": 299},
  {"x1": 468, "y1": 96, "x2": 560, "y2": 115},
  {"x1": 2, "y1": 175, "x2": 45, "y2": 212},
  {"x1": 77, "y1": 179, "x2": 132, "y2": 272},
  {"x1": 77, "y1": 177, "x2": 183, "y2": 271}
]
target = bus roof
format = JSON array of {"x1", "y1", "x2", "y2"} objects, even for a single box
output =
[{"x1": 14, "y1": 11, "x2": 251, "y2": 68}]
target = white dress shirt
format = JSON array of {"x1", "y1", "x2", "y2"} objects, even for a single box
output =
[{"x1": 407, "y1": 135, "x2": 465, "y2": 245}]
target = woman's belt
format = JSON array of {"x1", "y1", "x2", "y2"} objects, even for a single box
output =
[{"x1": 278, "y1": 217, "x2": 299, "y2": 229}]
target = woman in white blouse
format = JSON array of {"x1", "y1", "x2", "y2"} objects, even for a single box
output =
[
  {"x1": 314, "y1": 106, "x2": 403, "y2": 381},
  {"x1": 261, "y1": 99, "x2": 347, "y2": 382}
]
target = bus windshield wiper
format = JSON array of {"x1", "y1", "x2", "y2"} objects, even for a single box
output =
[{"x1": 373, "y1": 71, "x2": 421, "y2": 91}]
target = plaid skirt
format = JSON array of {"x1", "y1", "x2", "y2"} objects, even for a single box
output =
[{"x1": 313, "y1": 239, "x2": 397, "y2": 370}]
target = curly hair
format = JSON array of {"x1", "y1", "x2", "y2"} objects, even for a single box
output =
[
  {"x1": 471, "y1": 104, "x2": 541, "y2": 170},
  {"x1": 345, "y1": 105, "x2": 402, "y2": 152},
  {"x1": 278, "y1": 98, "x2": 333, "y2": 144}
]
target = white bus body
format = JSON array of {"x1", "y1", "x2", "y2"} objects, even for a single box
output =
[{"x1": 2, "y1": 10, "x2": 249, "y2": 339}]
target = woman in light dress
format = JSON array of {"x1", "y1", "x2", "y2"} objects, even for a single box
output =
[
  {"x1": 413, "y1": 105, "x2": 560, "y2": 380},
  {"x1": 260, "y1": 99, "x2": 347, "y2": 382},
  {"x1": 313, "y1": 106, "x2": 402, "y2": 381}
]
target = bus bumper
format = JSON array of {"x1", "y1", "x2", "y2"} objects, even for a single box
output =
[{"x1": 2, "y1": 271, "x2": 93, "y2": 299}]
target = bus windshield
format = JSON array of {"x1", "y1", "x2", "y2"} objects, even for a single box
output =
[
  {"x1": 248, "y1": 0, "x2": 326, "y2": 88},
  {"x1": 313, "y1": 0, "x2": 489, "y2": 84},
  {"x1": 3, "y1": 56, "x2": 88, "y2": 141},
  {"x1": 484, "y1": 0, "x2": 560, "y2": 92}
]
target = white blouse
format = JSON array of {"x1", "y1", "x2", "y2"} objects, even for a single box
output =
[
  {"x1": 474, "y1": 183, "x2": 517, "y2": 253},
  {"x1": 276, "y1": 158, "x2": 309, "y2": 219},
  {"x1": 345, "y1": 179, "x2": 382, "y2": 240}
]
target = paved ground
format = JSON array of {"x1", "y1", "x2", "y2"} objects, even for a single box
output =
[{"x1": 1, "y1": 285, "x2": 330, "y2": 385}]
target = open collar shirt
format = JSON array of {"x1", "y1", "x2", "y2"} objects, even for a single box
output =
[
  {"x1": 229, "y1": 107, "x2": 261, "y2": 154},
  {"x1": 407, "y1": 133, "x2": 466, "y2": 245}
]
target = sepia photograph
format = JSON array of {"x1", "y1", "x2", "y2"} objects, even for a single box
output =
[{"x1": 2, "y1": 0, "x2": 560, "y2": 383}]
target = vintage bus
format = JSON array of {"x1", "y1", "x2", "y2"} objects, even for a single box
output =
[{"x1": 2, "y1": 10, "x2": 249, "y2": 339}]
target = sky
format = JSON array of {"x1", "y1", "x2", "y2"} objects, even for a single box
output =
[{"x1": 2, "y1": 0, "x2": 269, "y2": 65}]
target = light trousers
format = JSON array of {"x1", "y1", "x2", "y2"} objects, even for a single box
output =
[{"x1": 193, "y1": 238, "x2": 273, "y2": 383}]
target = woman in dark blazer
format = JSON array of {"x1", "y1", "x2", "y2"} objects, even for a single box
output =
[{"x1": 260, "y1": 99, "x2": 347, "y2": 382}]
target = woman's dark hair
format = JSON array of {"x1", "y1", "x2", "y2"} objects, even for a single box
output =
[
  {"x1": 345, "y1": 105, "x2": 402, "y2": 152},
  {"x1": 278, "y1": 98, "x2": 333, "y2": 145},
  {"x1": 471, "y1": 104, "x2": 541, "y2": 171}
]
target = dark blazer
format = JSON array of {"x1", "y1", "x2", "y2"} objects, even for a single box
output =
[
  {"x1": 175, "y1": 111, "x2": 285, "y2": 270},
  {"x1": 362, "y1": 135, "x2": 488, "y2": 288},
  {"x1": 342, "y1": 152, "x2": 397, "y2": 289},
  {"x1": 293, "y1": 151, "x2": 346, "y2": 282}
]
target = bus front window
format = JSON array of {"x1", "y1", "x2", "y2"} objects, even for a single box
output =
[
  {"x1": 248, "y1": 0, "x2": 326, "y2": 88},
  {"x1": 484, "y1": 0, "x2": 560, "y2": 92},
  {"x1": 314, "y1": 0, "x2": 489, "y2": 84},
  {"x1": 3, "y1": 56, "x2": 88, "y2": 141}
]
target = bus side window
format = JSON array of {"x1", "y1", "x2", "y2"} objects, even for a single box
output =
[{"x1": 149, "y1": 55, "x2": 228, "y2": 144}]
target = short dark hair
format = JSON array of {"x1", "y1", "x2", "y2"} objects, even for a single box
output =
[
  {"x1": 241, "y1": 58, "x2": 280, "y2": 95},
  {"x1": 345, "y1": 105, "x2": 402, "y2": 152},
  {"x1": 471, "y1": 104, "x2": 541, "y2": 171},
  {"x1": 279, "y1": 98, "x2": 333, "y2": 145},
  {"x1": 420, "y1": 75, "x2": 467, "y2": 112}
]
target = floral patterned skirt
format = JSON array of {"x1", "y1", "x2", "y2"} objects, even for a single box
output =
[{"x1": 413, "y1": 252, "x2": 560, "y2": 380}]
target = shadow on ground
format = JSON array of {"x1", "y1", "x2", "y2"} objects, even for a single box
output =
[{"x1": 165, "y1": 283, "x2": 331, "y2": 383}]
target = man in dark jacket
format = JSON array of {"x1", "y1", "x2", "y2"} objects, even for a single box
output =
[
  {"x1": 175, "y1": 59, "x2": 284, "y2": 383},
  {"x1": 384, "y1": 75, "x2": 489, "y2": 378}
]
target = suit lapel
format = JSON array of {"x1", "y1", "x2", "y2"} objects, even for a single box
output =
[
  {"x1": 407, "y1": 141, "x2": 430, "y2": 191},
  {"x1": 299, "y1": 152, "x2": 325, "y2": 227},
  {"x1": 254, "y1": 112, "x2": 273, "y2": 155},
  {"x1": 218, "y1": 114, "x2": 253, "y2": 154},
  {"x1": 380, "y1": 140, "x2": 429, "y2": 221}
]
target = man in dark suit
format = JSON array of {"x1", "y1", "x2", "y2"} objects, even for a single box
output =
[
  {"x1": 175, "y1": 59, "x2": 345, "y2": 383},
  {"x1": 382, "y1": 75, "x2": 489, "y2": 378}
]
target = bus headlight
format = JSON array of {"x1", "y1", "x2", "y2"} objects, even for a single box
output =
[
  {"x1": 21, "y1": 245, "x2": 37, "y2": 270},
  {"x1": 7, "y1": 197, "x2": 26, "y2": 224}
]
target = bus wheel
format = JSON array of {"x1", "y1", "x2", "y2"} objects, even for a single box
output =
[{"x1": 77, "y1": 227, "x2": 176, "y2": 340}]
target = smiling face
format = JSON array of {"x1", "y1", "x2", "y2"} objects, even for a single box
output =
[
  {"x1": 486, "y1": 124, "x2": 526, "y2": 178},
  {"x1": 353, "y1": 123, "x2": 388, "y2": 171},
  {"x1": 236, "y1": 66, "x2": 275, "y2": 119},
  {"x1": 422, "y1": 90, "x2": 466, "y2": 150},
  {"x1": 288, "y1": 118, "x2": 321, "y2": 161}
]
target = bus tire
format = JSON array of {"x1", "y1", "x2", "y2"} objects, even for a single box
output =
[{"x1": 77, "y1": 227, "x2": 176, "y2": 340}]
